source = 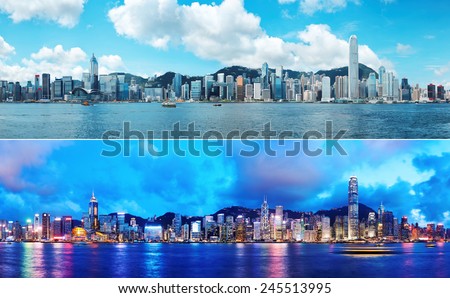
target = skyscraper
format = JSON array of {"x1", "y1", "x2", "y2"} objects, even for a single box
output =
[
  {"x1": 261, "y1": 196, "x2": 269, "y2": 240},
  {"x1": 90, "y1": 54, "x2": 99, "y2": 90},
  {"x1": 41, "y1": 213, "x2": 50, "y2": 240},
  {"x1": 42, "y1": 73, "x2": 51, "y2": 100},
  {"x1": 348, "y1": 35, "x2": 359, "y2": 99},
  {"x1": 274, "y1": 205, "x2": 284, "y2": 240},
  {"x1": 321, "y1": 76, "x2": 331, "y2": 101},
  {"x1": 261, "y1": 62, "x2": 269, "y2": 90},
  {"x1": 88, "y1": 191, "x2": 99, "y2": 230},
  {"x1": 348, "y1": 176, "x2": 359, "y2": 240}
]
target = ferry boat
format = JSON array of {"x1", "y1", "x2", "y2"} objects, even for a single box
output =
[
  {"x1": 425, "y1": 241, "x2": 437, "y2": 248},
  {"x1": 162, "y1": 101, "x2": 176, "y2": 108}
]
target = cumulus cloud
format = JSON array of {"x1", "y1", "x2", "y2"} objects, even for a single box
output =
[
  {"x1": 0, "y1": 45, "x2": 87, "y2": 82},
  {"x1": 99, "y1": 55, "x2": 126, "y2": 74},
  {"x1": 0, "y1": 42, "x2": 125, "y2": 83},
  {"x1": 0, "y1": 36, "x2": 15, "y2": 59},
  {"x1": 431, "y1": 62, "x2": 450, "y2": 76},
  {"x1": 108, "y1": 0, "x2": 390, "y2": 72},
  {"x1": 0, "y1": 0, "x2": 87, "y2": 28}
]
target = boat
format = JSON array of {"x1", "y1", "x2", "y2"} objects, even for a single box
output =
[
  {"x1": 338, "y1": 246, "x2": 397, "y2": 255},
  {"x1": 375, "y1": 242, "x2": 385, "y2": 247},
  {"x1": 213, "y1": 103, "x2": 222, "y2": 106},
  {"x1": 425, "y1": 241, "x2": 437, "y2": 248},
  {"x1": 162, "y1": 101, "x2": 176, "y2": 108},
  {"x1": 81, "y1": 101, "x2": 90, "y2": 106}
]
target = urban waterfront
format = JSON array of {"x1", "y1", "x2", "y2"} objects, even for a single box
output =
[
  {"x1": 1, "y1": 102, "x2": 450, "y2": 139},
  {"x1": 0, "y1": 242, "x2": 449, "y2": 278}
]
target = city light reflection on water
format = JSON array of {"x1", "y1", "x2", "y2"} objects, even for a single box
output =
[{"x1": 1, "y1": 242, "x2": 449, "y2": 278}]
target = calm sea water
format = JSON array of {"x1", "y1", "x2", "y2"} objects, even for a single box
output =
[
  {"x1": 0, "y1": 242, "x2": 448, "y2": 278},
  {"x1": 1, "y1": 103, "x2": 450, "y2": 139}
]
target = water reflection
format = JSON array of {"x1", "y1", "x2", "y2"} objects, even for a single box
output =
[{"x1": 1, "y1": 242, "x2": 450, "y2": 278}]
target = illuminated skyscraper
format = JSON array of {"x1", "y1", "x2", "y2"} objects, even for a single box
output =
[
  {"x1": 348, "y1": 35, "x2": 359, "y2": 99},
  {"x1": 368, "y1": 212, "x2": 376, "y2": 238},
  {"x1": 274, "y1": 205, "x2": 284, "y2": 240},
  {"x1": 33, "y1": 213, "x2": 40, "y2": 240},
  {"x1": 348, "y1": 176, "x2": 359, "y2": 240},
  {"x1": 88, "y1": 191, "x2": 99, "y2": 230},
  {"x1": 90, "y1": 53, "x2": 99, "y2": 90},
  {"x1": 261, "y1": 196, "x2": 270, "y2": 240},
  {"x1": 41, "y1": 213, "x2": 51, "y2": 240}
]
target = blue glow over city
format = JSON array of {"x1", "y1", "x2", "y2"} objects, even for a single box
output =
[{"x1": 0, "y1": 140, "x2": 449, "y2": 227}]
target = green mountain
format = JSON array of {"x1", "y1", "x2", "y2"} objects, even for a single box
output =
[{"x1": 315, "y1": 63, "x2": 378, "y2": 85}]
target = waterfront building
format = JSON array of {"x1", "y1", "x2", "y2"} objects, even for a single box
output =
[
  {"x1": 368, "y1": 73, "x2": 377, "y2": 98},
  {"x1": 437, "y1": 85, "x2": 445, "y2": 100},
  {"x1": 427, "y1": 84, "x2": 436, "y2": 101},
  {"x1": 253, "y1": 82, "x2": 262, "y2": 100},
  {"x1": 253, "y1": 221, "x2": 261, "y2": 240},
  {"x1": 190, "y1": 80, "x2": 202, "y2": 101},
  {"x1": 144, "y1": 222, "x2": 162, "y2": 242},
  {"x1": 41, "y1": 213, "x2": 51, "y2": 240},
  {"x1": 172, "y1": 73, "x2": 182, "y2": 98},
  {"x1": 62, "y1": 76, "x2": 73, "y2": 96},
  {"x1": 190, "y1": 220, "x2": 202, "y2": 241},
  {"x1": 62, "y1": 216, "x2": 73, "y2": 240},
  {"x1": 173, "y1": 213, "x2": 182, "y2": 237},
  {"x1": 401, "y1": 78, "x2": 411, "y2": 101},
  {"x1": 334, "y1": 216, "x2": 344, "y2": 240},
  {"x1": 236, "y1": 76, "x2": 245, "y2": 101},
  {"x1": 88, "y1": 192, "x2": 99, "y2": 231},
  {"x1": 53, "y1": 217, "x2": 63, "y2": 240},
  {"x1": 261, "y1": 62, "x2": 269, "y2": 89},
  {"x1": 274, "y1": 205, "x2": 284, "y2": 241},
  {"x1": 348, "y1": 35, "x2": 359, "y2": 99},
  {"x1": 33, "y1": 213, "x2": 40, "y2": 240},
  {"x1": 348, "y1": 176, "x2": 359, "y2": 240},
  {"x1": 382, "y1": 211, "x2": 394, "y2": 239},
  {"x1": 261, "y1": 196, "x2": 270, "y2": 240},
  {"x1": 321, "y1": 76, "x2": 331, "y2": 101},
  {"x1": 90, "y1": 54, "x2": 99, "y2": 90},
  {"x1": 368, "y1": 212, "x2": 376, "y2": 238},
  {"x1": 245, "y1": 84, "x2": 253, "y2": 100},
  {"x1": 321, "y1": 216, "x2": 331, "y2": 242},
  {"x1": 42, "y1": 73, "x2": 51, "y2": 100},
  {"x1": 204, "y1": 75, "x2": 214, "y2": 100}
]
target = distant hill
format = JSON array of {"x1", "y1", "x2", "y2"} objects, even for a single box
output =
[
  {"x1": 106, "y1": 203, "x2": 376, "y2": 229},
  {"x1": 315, "y1": 63, "x2": 378, "y2": 85},
  {"x1": 135, "y1": 63, "x2": 376, "y2": 90},
  {"x1": 108, "y1": 72, "x2": 148, "y2": 86},
  {"x1": 315, "y1": 203, "x2": 376, "y2": 226}
]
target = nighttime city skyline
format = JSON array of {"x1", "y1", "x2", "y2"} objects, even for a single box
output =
[{"x1": 0, "y1": 140, "x2": 449, "y2": 228}]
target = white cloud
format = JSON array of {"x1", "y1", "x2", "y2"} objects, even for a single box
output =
[
  {"x1": 300, "y1": 0, "x2": 356, "y2": 16},
  {"x1": 424, "y1": 35, "x2": 435, "y2": 40},
  {"x1": 0, "y1": 43, "x2": 125, "y2": 83},
  {"x1": 279, "y1": 0, "x2": 297, "y2": 3},
  {"x1": 0, "y1": 0, "x2": 87, "y2": 28},
  {"x1": 108, "y1": 0, "x2": 391, "y2": 72},
  {"x1": 396, "y1": 43, "x2": 414, "y2": 56},
  {"x1": 0, "y1": 36, "x2": 15, "y2": 59},
  {"x1": 410, "y1": 209, "x2": 427, "y2": 226},
  {"x1": 99, "y1": 55, "x2": 126, "y2": 74}
]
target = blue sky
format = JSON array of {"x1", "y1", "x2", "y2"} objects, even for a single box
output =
[
  {"x1": 0, "y1": 0, "x2": 449, "y2": 88},
  {"x1": 0, "y1": 140, "x2": 449, "y2": 227}
]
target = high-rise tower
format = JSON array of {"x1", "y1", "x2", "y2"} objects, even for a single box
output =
[
  {"x1": 90, "y1": 54, "x2": 99, "y2": 90},
  {"x1": 88, "y1": 191, "x2": 99, "y2": 230},
  {"x1": 348, "y1": 35, "x2": 359, "y2": 99},
  {"x1": 348, "y1": 176, "x2": 359, "y2": 240},
  {"x1": 261, "y1": 196, "x2": 269, "y2": 240}
]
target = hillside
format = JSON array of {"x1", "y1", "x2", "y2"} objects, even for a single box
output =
[{"x1": 315, "y1": 64, "x2": 378, "y2": 85}]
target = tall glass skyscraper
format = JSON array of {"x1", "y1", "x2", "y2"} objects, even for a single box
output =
[
  {"x1": 348, "y1": 176, "x2": 359, "y2": 240},
  {"x1": 88, "y1": 191, "x2": 99, "y2": 230},
  {"x1": 90, "y1": 53, "x2": 99, "y2": 90},
  {"x1": 261, "y1": 196, "x2": 269, "y2": 240},
  {"x1": 348, "y1": 35, "x2": 359, "y2": 99}
]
